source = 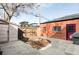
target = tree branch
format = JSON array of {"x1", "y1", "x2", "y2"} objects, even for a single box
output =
[
  {"x1": 1, "y1": 3, "x2": 10, "y2": 18},
  {"x1": 9, "y1": 4, "x2": 21, "y2": 20}
]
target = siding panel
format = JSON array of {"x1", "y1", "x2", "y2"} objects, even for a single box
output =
[{"x1": 0, "y1": 24, "x2": 8, "y2": 42}]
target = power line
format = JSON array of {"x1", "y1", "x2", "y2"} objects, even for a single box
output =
[{"x1": 29, "y1": 12, "x2": 49, "y2": 20}]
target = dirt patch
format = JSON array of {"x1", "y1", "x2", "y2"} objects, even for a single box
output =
[
  {"x1": 22, "y1": 32, "x2": 51, "y2": 49},
  {"x1": 28, "y1": 38, "x2": 51, "y2": 49}
]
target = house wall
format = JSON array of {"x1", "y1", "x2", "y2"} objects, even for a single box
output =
[
  {"x1": 40, "y1": 19, "x2": 79, "y2": 40},
  {"x1": 9, "y1": 24, "x2": 18, "y2": 41},
  {"x1": 0, "y1": 24, "x2": 8, "y2": 42},
  {"x1": 0, "y1": 22, "x2": 18, "y2": 43},
  {"x1": 37, "y1": 27, "x2": 42, "y2": 37}
]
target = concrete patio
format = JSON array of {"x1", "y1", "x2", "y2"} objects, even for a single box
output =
[
  {"x1": 0, "y1": 37, "x2": 79, "y2": 55},
  {"x1": 0, "y1": 40, "x2": 40, "y2": 55}
]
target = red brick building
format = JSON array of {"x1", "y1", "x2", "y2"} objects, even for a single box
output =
[{"x1": 40, "y1": 13, "x2": 79, "y2": 40}]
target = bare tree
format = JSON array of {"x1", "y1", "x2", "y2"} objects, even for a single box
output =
[
  {"x1": 0, "y1": 3, "x2": 37, "y2": 22},
  {"x1": 0, "y1": 3, "x2": 37, "y2": 42}
]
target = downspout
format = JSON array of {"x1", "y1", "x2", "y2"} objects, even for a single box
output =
[
  {"x1": 7, "y1": 21, "x2": 9, "y2": 42},
  {"x1": 7, "y1": 18, "x2": 10, "y2": 42}
]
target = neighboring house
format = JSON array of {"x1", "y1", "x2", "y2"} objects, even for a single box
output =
[
  {"x1": 29, "y1": 23, "x2": 39, "y2": 27},
  {"x1": 20, "y1": 23, "x2": 39, "y2": 35},
  {"x1": 39, "y1": 13, "x2": 79, "y2": 40},
  {"x1": 21, "y1": 26, "x2": 38, "y2": 36},
  {"x1": 0, "y1": 19, "x2": 18, "y2": 43}
]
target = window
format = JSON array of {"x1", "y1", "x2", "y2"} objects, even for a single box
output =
[
  {"x1": 53, "y1": 26, "x2": 61, "y2": 32},
  {"x1": 67, "y1": 25, "x2": 75, "y2": 32}
]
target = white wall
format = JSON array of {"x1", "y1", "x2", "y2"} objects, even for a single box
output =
[
  {"x1": 9, "y1": 24, "x2": 18, "y2": 41},
  {"x1": 37, "y1": 27, "x2": 41, "y2": 37},
  {"x1": 0, "y1": 24, "x2": 8, "y2": 42}
]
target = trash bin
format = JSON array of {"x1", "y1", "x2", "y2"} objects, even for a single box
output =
[{"x1": 71, "y1": 32, "x2": 79, "y2": 45}]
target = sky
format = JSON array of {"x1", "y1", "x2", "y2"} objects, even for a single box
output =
[{"x1": 1, "y1": 3, "x2": 79, "y2": 25}]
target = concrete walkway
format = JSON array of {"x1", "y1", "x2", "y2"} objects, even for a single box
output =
[
  {"x1": 0, "y1": 40, "x2": 40, "y2": 55},
  {"x1": 38, "y1": 36, "x2": 79, "y2": 55},
  {"x1": 0, "y1": 37, "x2": 79, "y2": 55},
  {"x1": 38, "y1": 37, "x2": 71, "y2": 55}
]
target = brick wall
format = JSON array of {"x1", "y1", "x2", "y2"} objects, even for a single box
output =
[{"x1": 40, "y1": 19, "x2": 79, "y2": 40}]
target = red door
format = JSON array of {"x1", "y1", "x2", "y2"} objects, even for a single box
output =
[{"x1": 66, "y1": 24, "x2": 76, "y2": 40}]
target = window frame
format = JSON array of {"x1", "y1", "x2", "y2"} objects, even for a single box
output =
[{"x1": 53, "y1": 26, "x2": 61, "y2": 32}]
